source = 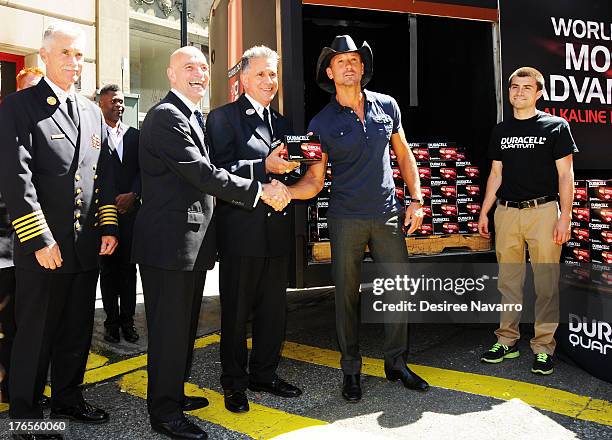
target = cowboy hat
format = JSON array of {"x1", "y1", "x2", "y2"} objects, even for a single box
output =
[{"x1": 315, "y1": 35, "x2": 373, "y2": 93}]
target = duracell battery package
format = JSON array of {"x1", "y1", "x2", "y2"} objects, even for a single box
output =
[{"x1": 272, "y1": 135, "x2": 323, "y2": 163}]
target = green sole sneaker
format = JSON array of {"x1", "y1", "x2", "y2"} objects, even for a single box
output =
[
  {"x1": 531, "y1": 353, "x2": 554, "y2": 375},
  {"x1": 480, "y1": 342, "x2": 520, "y2": 363},
  {"x1": 531, "y1": 367, "x2": 554, "y2": 375}
]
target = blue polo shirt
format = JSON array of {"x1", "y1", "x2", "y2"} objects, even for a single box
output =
[{"x1": 308, "y1": 90, "x2": 402, "y2": 218}]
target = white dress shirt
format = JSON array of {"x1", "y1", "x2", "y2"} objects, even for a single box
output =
[
  {"x1": 44, "y1": 77, "x2": 76, "y2": 106},
  {"x1": 105, "y1": 121, "x2": 128, "y2": 161},
  {"x1": 244, "y1": 93, "x2": 273, "y2": 136}
]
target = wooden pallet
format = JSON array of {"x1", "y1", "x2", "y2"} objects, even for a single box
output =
[
  {"x1": 407, "y1": 233, "x2": 491, "y2": 255},
  {"x1": 310, "y1": 234, "x2": 491, "y2": 262}
]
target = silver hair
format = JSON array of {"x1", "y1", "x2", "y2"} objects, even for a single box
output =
[
  {"x1": 240, "y1": 46, "x2": 279, "y2": 73},
  {"x1": 42, "y1": 22, "x2": 86, "y2": 51}
]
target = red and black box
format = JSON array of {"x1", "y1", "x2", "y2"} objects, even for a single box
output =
[
  {"x1": 588, "y1": 179, "x2": 612, "y2": 202},
  {"x1": 308, "y1": 198, "x2": 329, "y2": 221},
  {"x1": 281, "y1": 135, "x2": 323, "y2": 163},
  {"x1": 432, "y1": 216, "x2": 459, "y2": 235},
  {"x1": 590, "y1": 201, "x2": 612, "y2": 224},
  {"x1": 308, "y1": 221, "x2": 329, "y2": 242},
  {"x1": 458, "y1": 215, "x2": 479, "y2": 234},
  {"x1": 431, "y1": 198, "x2": 458, "y2": 216},
  {"x1": 430, "y1": 161, "x2": 457, "y2": 180},
  {"x1": 591, "y1": 242, "x2": 612, "y2": 264}
]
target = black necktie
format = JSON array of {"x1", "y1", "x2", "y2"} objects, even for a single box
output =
[
  {"x1": 262, "y1": 108, "x2": 273, "y2": 141},
  {"x1": 66, "y1": 95, "x2": 79, "y2": 128},
  {"x1": 194, "y1": 110, "x2": 208, "y2": 150}
]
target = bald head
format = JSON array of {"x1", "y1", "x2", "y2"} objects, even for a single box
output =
[{"x1": 167, "y1": 46, "x2": 209, "y2": 105}]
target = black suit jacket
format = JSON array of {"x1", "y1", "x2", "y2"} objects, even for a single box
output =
[
  {"x1": 0, "y1": 80, "x2": 118, "y2": 273},
  {"x1": 207, "y1": 94, "x2": 293, "y2": 258},
  {"x1": 107, "y1": 125, "x2": 140, "y2": 262},
  {"x1": 131, "y1": 91, "x2": 259, "y2": 271},
  {"x1": 0, "y1": 193, "x2": 13, "y2": 269}
]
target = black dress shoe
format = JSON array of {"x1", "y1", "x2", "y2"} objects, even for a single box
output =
[
  {"x1": 104, "y1": 326, "x2": 120, "y2": 343},
  {"x1": 12, "y1": 434, "x2": 63, "y2": 440},
  {"x1": 50, "y1": 401, "x2": 109, "y2": 424},
  {"x1": 182, "y1": 395, "x2": 209, "y2": 411},
  {"x1": 248, "y1": 377, "x2": 302, "y2": 398},
  {"x1": 341, "y1": 374, "x2": 362, "y2": 402},
  {"x1": 151, "y1": 416, "x2": 207, "y2": 439},
  {"x1": 385, "y1": 367, "x2": 430, "y2": 391},
  {"x1": 224, "y1": 390, "x2": 249, "y2": 413},
  {"x1": 121, "y1": 325, "x2": 139, "y2": 343},
  {"x1": 39, "y1": 395, "x2": 51, "y2": 408}
]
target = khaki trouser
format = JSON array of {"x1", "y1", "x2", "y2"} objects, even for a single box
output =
[{"x1": 494, "y1": 201, "x2": 562, "y2": 355}]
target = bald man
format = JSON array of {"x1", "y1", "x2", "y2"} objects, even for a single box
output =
[{"x1": 132, "y1": 46, "x2": 290, "y2": 439}]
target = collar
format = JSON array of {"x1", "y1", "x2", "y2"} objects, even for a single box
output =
[
  {"x1": 44, "y1": 77, "x2": 76, "y2": 104},
  {"x1": 171, "y1": 88, "x2": 201, "y2": 115},
  {"x1": 244, "y1": 93, "x2": 271, "y2": 118},
  {"x1": 331, "y1": 89, "x2": 372, "y2": 113},
  {"x1": 104, "y1": 120, "x2": 127, "y2": 135}
]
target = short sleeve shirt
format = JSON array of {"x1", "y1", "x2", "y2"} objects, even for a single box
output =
[
  {"x1": 488, "y1": 110, "x2": 577, "y2": 201},
  {"x1": 307, "y1": 90, "x2": 402, "y2": 218}
]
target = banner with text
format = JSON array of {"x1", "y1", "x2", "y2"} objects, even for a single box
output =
[{"x1": 499, "y1": 0, "x2": 612, "y2": 170}]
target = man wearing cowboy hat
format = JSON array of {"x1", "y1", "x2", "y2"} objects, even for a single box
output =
[{"x1": 288, "y1": 35, "x2": 429, "y2": 401}]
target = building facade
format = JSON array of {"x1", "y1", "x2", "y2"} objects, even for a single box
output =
[{"x1": 0, "y1": 0, "x2": 212, "y2": 119}]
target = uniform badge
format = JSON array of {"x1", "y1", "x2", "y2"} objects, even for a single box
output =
[
  {"x1": 246, "y1": 108, "x2": 256, "y2": 116},
  {"x1": 91, "y1": 134, "x2": 101, "y2": 149},
  {"x1": 47, "y1": 96, "x2": 57, "y2": 106}
]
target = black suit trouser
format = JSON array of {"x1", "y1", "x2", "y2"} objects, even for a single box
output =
[
  {"x1": 100, "y1": 252, "x2": 137, "y2": 328},
  {"x1": 9, "y1": 268, "x2": 98, "y2": 419},
  {"x1": 219, "y1": 254, "x2": 288, "y2": 391},
  {"x1": 0, "y1": 267, "x2": 16, "y2": 397},
  {"x1": 140, "y1": 266, "x2": 205, "y2": 422}
]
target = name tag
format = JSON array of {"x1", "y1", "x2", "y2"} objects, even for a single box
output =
[{"x1": 51, "y1": 134, "x2": 66, "y2": 140}]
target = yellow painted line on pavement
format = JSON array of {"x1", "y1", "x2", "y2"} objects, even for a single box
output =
[
  {"x1": 86, "y1": 352, "x2": 109, "y2": 370},
  {"x1": 84, "y1": 334, "x2": 221, "y2": 385},
  {"x1": 278, "y1": 340, "x2": 612, "y2": 427},
  {"x1": 118, "y1": 370, "x2": 327, "y2": 439},
  {"x1": 0, "y1": 335, "x2": 220, "y2": 413}
]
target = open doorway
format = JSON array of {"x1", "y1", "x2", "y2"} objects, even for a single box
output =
[
  {"x1": 301, "y1": 5, "x2": 498, "y2": 171},
  {"x1": 0, "y1": 52, "x2": 24, "y2": 103}
]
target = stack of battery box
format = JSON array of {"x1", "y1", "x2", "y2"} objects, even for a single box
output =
[
  {"x1": 307, "y1": 163, "x2": 332, "y2": 242},
  {"x1": 563, "y1": 179, "x2": 612, "y2": 286},
  {"x1": 403, "y1": 142, "x2": 482, "y2": 236}
]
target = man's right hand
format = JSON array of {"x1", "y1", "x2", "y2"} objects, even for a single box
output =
[
  {"x1": 477, "y1": 213, "x2": 490, "y2": 239},
  {"x1": 261, "y1": 179, "x2": 291, "y2": 211},
  {"x1": 34, "y1": 242, "x2": 63, "y2": 270},
  {"x1": 265, "y1": 144, "x2": 300, "y2": 174}
]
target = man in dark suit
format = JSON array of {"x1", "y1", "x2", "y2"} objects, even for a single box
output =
[
  {"x1": 0, "y1": 23, "x2": 118, "y2": 439},
  {"x1": 132, "y1": 45, "x2": 290, "y2": 440},
  {"x1": 206, "y1": 45, "x2": 302, "y2": 414},
  {"x1": 98, "y1": 84, "x2": 140, "y2": 344},
  {"x1": 0, "y1": 66, "x2": 45, "y2": 407}
]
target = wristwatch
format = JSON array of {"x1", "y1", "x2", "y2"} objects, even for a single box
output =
[{"x1": 410, "y1": 197, "x2": 424, "y2": 206}]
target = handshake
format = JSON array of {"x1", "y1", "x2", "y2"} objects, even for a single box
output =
[{"x1": 261, "y1": 179, "x2": 291, "y2": 211}]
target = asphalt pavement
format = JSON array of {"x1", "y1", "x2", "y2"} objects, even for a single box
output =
[{"x1": 1, "y1": 266, "x2": 610, "y2": 440}]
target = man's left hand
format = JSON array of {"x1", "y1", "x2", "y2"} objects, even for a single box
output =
[
  {"x1": 116, "y1": 192, "x2": 137, "y2": 214},
  {"x1": 405, "y1": 203, "x2": 424, "y2": 234},
  {"x1": 553, "y1": 215, "x2": 571, "y2": 245},
  {"x1": 100, "y1": 235, "x2": 118, "y2": 255}
]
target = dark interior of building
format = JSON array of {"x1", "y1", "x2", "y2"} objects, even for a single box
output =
[{"x1": 302, "y1": 5, "x2": 498, "y2": 174}]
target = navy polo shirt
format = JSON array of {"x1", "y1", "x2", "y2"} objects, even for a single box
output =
[{"x1": 308, "y1": 90, "x2": 402, "y2": 218}]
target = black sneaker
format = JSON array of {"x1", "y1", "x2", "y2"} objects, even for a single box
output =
[
  {"x1": 480, "y1": 342, "x2": 520, "y2": 363},
  {"x1": 531, "y1": 353, "x2": 554, "y2": 375}
]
